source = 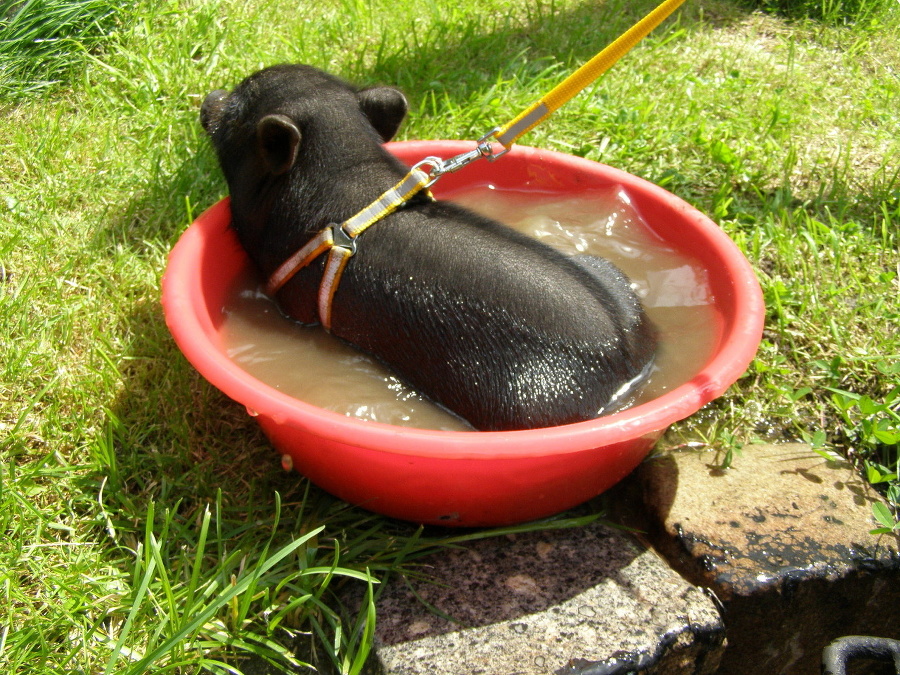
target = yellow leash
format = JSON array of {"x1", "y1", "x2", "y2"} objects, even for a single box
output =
[
  {"x1": 266, "y1": 0, "x2": 688, "y2": 329},
  {"x1": 492, "y1": 0, "x2": 689, "y2": 150}
]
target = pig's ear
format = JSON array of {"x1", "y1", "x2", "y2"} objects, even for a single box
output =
[
  {"x1": 257, "y1": 114, "x2": 301, "y2": 175},
  {"x1": 358, "y1": 87, "x2": 408, "y2": 142}
]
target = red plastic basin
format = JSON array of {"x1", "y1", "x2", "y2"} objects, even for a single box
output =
[{"x1": 162, "y1": 141, "x2": 764, "y2": 526}]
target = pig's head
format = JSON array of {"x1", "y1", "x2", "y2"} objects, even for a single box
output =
[{"x1": 200, "y1": 64, "x2": 409, "y2": 260}]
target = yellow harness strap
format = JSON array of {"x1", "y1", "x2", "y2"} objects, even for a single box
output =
[
  {"x1": 266, "y1": 167, "x2": 433, "y2": 330},
  {"x1": 493, "y1": 0, "x2": 688, "y2": 150}
]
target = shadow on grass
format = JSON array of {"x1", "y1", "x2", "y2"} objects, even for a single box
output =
[{"x1": 358, "y1": 0, "x2": 735, "y2": 133}]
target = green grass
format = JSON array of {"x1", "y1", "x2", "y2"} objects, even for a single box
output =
[
  {"x1": 0, "y1": 0, "x2": 131, "y2": 99},
  {"x1": 1, "y1": 0, "x2": 899, "y2": 672}
]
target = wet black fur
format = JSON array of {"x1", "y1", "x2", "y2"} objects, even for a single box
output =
[{"x1": 201, "y1": 64, "x2": 656, "y2": 431}]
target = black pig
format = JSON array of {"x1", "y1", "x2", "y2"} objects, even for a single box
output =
[{"x1": 200, "y1": 64, "x2": 656, "y2": 431}]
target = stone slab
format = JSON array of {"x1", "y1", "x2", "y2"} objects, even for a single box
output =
[
  {"x1": 630, "y1": 443, "x2": 900, "y2": 675},
  {"x1": 368, "y1": 520, "x2": 724, "y2": 675}
]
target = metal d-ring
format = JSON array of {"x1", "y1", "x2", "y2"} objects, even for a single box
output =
[{"x1": 410, "y1": 156, "x2": 447, "y2": 188}]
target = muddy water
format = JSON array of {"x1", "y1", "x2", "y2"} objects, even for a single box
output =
[{"x1": 221, "y1": 185, "x2": 720, "y2": 431}]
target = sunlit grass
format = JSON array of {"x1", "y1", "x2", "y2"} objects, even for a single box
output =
[
  {"x1": 0, "y1": 0, "x2": 131, "y2": 98},
  {"x1": 1, "y1": 0, "x2": 898, "y2": 672}
]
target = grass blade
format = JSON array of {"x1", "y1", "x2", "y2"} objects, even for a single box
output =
[{"x1": 125, "y1": 526, "x2": 325, "y2": 673}]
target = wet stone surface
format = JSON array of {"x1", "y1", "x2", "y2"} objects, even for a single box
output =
[
  {"x1": 367, "y1": 520, "x2": 724, "y2": 675},
  {"x1": 630, "y1": 443, "x2": 900, "y2": 675}
]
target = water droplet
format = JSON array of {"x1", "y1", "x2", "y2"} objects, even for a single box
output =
[
  {"x1": 245, "y1": 406, "x2": 259, "y2": 417},
  {"x1": 281, "y1": 454, "x2": 293, "y2": 471}
]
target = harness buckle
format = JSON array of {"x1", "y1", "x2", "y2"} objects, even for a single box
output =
[{"x1": 329, "y1": 223, "x2": 358, "y2": 256}]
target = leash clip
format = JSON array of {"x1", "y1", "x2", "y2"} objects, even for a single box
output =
[
  {"x1": 411, "y1": 130, "x2": 508, "y2": 188},
  {"x1": 439, "y1": 131, "x2": 508, "y2": 172}
]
